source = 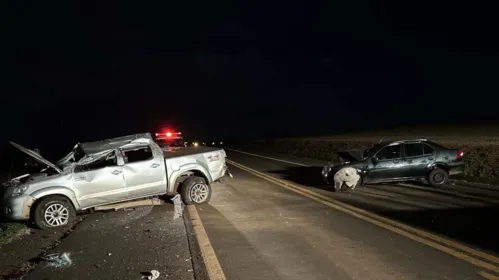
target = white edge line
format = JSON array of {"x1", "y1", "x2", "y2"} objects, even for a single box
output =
[{"x1": 224, "y1": 148, "x2": 310, "y2": 167}]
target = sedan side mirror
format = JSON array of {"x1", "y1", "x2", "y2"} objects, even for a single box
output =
[{"x1": 372, "y1": 157, "x2": 378, "y2": 164}]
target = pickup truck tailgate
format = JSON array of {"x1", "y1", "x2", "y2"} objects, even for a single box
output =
[{"x1": 203, "y1": 149, "x2": 226, "y2": 179}]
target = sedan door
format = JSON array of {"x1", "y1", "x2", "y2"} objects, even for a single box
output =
[
  {"x1": 367, "y1": 144, "x2": 405, "y2": 182},
  {"x1": 401, "y1": 143, "x2": 435, "y2": 178},
  {"x1": 73, "y1": 151, "x2": 128, "y2": 208},
  {"x1": 120, "y1": 145, "x2": 166, "y2": 199}
]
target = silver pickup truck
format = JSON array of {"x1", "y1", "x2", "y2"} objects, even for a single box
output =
[{"x1": 2, "y1": 133, "x2": 232, "y2": 230}]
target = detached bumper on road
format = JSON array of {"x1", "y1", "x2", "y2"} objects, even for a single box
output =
[{"x1": 2, "y1": 195, "x2": 36, "y2": 221}]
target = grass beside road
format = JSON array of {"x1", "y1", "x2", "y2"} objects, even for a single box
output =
[{"x1": 0, "y1": 221, "x2": 30, "y2": 247}]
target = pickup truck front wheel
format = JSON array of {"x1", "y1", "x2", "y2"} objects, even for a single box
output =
[
  {"x1": 33, "y1": 196, "x2": 76, "y2": 230},
  {"x1": 180, "y1": 176, "x2": 212, "y2": 205}
]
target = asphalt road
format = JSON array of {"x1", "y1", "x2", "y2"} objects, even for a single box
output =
[
  {"x1": 195, "y1": 148, "x2": 499, "y2": 280},
  {"x1": 3, "y1": 147, "x2": 499, "y2": 279},
  {"x1": 23, "y1": 203, "x2": 196, "y2": 280}
]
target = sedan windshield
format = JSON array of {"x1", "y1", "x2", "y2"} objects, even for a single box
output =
[{"x1": 363, "y1": 143, "x2": 384, "y2": 158}]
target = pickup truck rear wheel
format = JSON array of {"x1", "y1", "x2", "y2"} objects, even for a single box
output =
[
  {"x1": 428, "y1": 168, "x2": 449, "y2": 187},
  {"x1": 180, "y1": 177, "x2": 212, "y2": 205},
  {"x1": 33, "y1": 196, "x2": 76, "y2": 230}
]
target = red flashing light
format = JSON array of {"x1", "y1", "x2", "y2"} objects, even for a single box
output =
[
  {"x1": 166, "y1": 132, "x2": 172, "y2": 137},
  {"x1": 457, "y1": 149, "x2": 464, "y2": 159}
]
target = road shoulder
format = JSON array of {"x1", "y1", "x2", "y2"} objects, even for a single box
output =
[
  {"x1": 183, "y1": 205, "x2": 210, "y2": 280},
  {"x1": 23, "y1": 203, "x2": 196, "y2": 280}
]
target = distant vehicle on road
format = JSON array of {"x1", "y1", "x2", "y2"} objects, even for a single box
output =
[
  {"x1": 155, "y1": 131, "x2": 186, "y2": 149},
  {"x1": 322, "y1": 139, "x2": 465, "y2": 191},
  {"x1": 2, "y1": 133, "x2": 233, "y2": 229},
  {"x1": 190, "y1": 141, "x2": 206, "y2": 147},
  {"x1": 210, "y1": 141, "x2": 224, "y2": 146}
]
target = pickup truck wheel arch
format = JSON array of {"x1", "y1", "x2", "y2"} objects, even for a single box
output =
[
  {"x1": 179, "y1": 176, "x2": 212, "y2": 205},
  {"x1": 174, "y1": 170, "x2": 210, "y2": 193},
  {"x1": 32, "y1": 195, "x2": 77, "y2": 230}
]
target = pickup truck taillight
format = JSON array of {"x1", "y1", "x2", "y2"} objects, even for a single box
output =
[{"x1": 457, "y1": 149, "x2": 464, "y2": 159}]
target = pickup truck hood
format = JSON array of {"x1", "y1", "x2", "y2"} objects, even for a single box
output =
[{"x1": 9, "y1": 141, "x2": 62, "y2": 174}]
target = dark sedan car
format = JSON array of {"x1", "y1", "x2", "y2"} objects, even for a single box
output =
[{"x1": 322, "y1": 139, "x2": 465, "y2": 190}]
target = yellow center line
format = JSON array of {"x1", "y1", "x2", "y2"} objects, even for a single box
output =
[
  {"x1": 479, "y1": 271, "x2": 499, "y2": 280},
  {"x1": 227, "y1": 159, "x2": 499, "y2": 274}
]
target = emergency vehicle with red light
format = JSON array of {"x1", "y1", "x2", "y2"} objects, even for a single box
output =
[{"x1": 154, "y1": 131, "x2": 186, "y2": 149}]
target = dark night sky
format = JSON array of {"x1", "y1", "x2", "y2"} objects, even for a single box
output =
[{"x1": 2, "y1": 1, "x2": 499, "y2": 153}]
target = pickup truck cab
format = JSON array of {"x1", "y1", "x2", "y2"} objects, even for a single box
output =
[{"x1": 2, "y1": 133, "x2": 232, "y2": 229}]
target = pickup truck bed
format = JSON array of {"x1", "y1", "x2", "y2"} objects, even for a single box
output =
[{"x1": 162, "y1": 146, "x2": 222, "y2": 158}]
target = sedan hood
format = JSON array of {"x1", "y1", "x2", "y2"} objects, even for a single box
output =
[
  {"x1": 337, "y1": 151, "x2": 361, "y2": 163},
  {"x1": 9, "y1": 141, "x2": 62, "y2": 174}
]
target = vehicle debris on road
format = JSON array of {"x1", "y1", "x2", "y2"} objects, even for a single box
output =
[
  {"x1": 171, "y1": 194, "x2": 184, "y2": 219},
  {"x1": 40, "y1": 252, "x2": 73, "y2": 268},
  {"x1": 141, "y1": 269, "x2": 160, "y2": 280},
  {"x1": 333, "y1": 167, "x2": 361, "y2": 191}
]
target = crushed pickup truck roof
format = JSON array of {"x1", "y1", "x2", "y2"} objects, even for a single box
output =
[
  {"x1": 57, "y1": 133, "x2": 154, "y2": 168},
  {"x1": 10, "y1": 133, "x2": 163, "y2": 176},
  {"x1": 79, "y1": 133, "x2": 153, "y2": 155}
]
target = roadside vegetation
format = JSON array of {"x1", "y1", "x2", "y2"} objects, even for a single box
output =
[
  {"x1": 0, "y1": 220, "x2": 30, "y2": 247},
  {"x1": 235, "y1": 125, "x2": 499, "y2": 180}
]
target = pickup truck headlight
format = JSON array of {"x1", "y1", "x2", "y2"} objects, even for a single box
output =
[{"x1": 11, "y1": 185, "x2": 29, "y2": 196}]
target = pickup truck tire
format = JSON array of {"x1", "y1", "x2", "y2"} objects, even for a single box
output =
[
  {"x1": 180, "y1": 176, "x2": 212, "y2": 205},
  {"x1": 428, "y1": 168, "x2": 449, "y2": 187},
  {"x1": 33, "y1": 196, "x2": 76, "y2": 230}
]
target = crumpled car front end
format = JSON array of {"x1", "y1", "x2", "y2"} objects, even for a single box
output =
[
  {"x1": 2, "y1": 185, "x2": 37, "y2": 221},
  {"x1": 322, "y1": 150, "x2": 364, "y2": 185},
  {"x1": 2, "y1": 141, "x2": 68, "y2": 221}
]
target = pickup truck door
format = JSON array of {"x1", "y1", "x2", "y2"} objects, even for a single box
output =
[
  {"x1": 73, "y1": 151, "x2": 128, "y2": 208},
  {"x1": 120, "y1": 145, "x2": 166, "y2": 199}
]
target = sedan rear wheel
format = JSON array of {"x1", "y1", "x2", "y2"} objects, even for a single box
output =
[{"x1": 428, "y1": 168, "x2": 449, "y2": 187}]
